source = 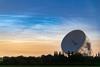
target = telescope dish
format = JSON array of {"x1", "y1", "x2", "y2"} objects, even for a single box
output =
[{"x1": 61, "y1": 30, "x2": 86, "y2": 53}]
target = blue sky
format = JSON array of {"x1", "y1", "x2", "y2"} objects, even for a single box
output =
[
  {"x1": 0, "y1": 0, "x2": 99, "y2": 17},
  {"x1": 0, "y1": 0, "x2": 100, "y2": 41},
  {"x1": 0, "y1": 0, "x2": 100, "y2": 56}
]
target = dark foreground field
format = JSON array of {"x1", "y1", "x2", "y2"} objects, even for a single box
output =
[{"x1": 0, "y1": 65, "x2": 99, "y2": 67}]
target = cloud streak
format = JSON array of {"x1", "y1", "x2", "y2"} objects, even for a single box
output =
[{"x1": 0, "y1": 15, "x2": 99, "y2": 41}]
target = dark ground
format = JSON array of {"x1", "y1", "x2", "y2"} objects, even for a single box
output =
[{"x1": 0, "y1": 65, "x2": 99, "y2": 67}]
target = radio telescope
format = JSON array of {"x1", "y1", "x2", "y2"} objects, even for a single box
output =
[{"x1": 61, "y1": 30, "x2": 91, "y2": 56}]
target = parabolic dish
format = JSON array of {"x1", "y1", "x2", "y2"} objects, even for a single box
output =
[{"x1": 61, "y1": 30, "x2": 86, "y2": 53}]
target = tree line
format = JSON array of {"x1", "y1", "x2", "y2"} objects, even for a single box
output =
[{"x1": 0, "y1": 51, "x2": 100, "y2": 65}]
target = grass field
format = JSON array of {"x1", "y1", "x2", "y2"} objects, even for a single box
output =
[{"x1": 0, "y1": 65, "x2": 99, "y2": 67}]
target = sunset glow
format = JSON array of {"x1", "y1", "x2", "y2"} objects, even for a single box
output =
[{"x1": 0, "y1": 0, "x2": 99, "y2": 56}]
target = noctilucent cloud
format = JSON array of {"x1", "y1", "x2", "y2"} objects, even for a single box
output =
[
  {"x1": 0, "y1": 0, "x2": 99, "y2": 56},
  {"x1": 0, "y1": 0, "x2": 99, "y2": 41}
]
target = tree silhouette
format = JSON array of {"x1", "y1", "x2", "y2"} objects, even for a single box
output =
[{"x1": 1, "y1": 51, "x2": 100, "y2": 65}]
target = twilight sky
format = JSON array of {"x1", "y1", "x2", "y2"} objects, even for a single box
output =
[{"x1": 0, "y1": 0, "x2": 100, "y2": 56}]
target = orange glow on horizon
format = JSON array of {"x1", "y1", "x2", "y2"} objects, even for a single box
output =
[
  {"x1": 0, "y1": 40, "x2": 60, "y2": 57},
  {"x1": 0, "y1": 39, "x2": 99, "y2": 57},
  {"x1": 91, "y1": 40, "x2": 100, "y2": 55}
]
